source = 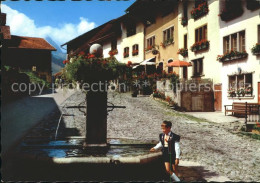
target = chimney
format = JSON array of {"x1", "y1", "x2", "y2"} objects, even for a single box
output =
[{"x1": 0, "y1": 13, "x2": 6, "y2": 26}]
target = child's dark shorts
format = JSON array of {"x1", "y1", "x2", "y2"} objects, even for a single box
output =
[{"x1": 162, "y1": 147, "x2": 176, "y2": 164}]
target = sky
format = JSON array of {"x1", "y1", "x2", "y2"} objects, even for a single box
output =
[{"x1": 1, "y1": 0, "x2": 134, "y2": 49}]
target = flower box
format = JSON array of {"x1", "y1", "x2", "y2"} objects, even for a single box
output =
[
  {"x1": 177, "y1": 48, "x2": 188, "y2": 57},
  {"x1": 181, "y1": 17, "x2": 188, "y2": 26},
  {"x1": 161, "y1": 38, "x2": 174, "y2": 48},
  {"x1": 251, "y1": 43, "x2": 260, "y2": 55},
  {"x1": 190, "y1": 40, "x2": 210, "y2": 52},
  {"x1": 109, "y1": 49, "x2": 118, "y2": 57},
  {"x1": 123, "y1": 53, "x2": 129, "y2": 58},
  {"x1": 132, "y1": 50, "x2": 139, "y2": 56},
  {"x1": 217, "y1": 50, "x2": 248, "y2": 62},
  {"x1": 191, "y1": 2, "x2": 209, "y2": 20}
]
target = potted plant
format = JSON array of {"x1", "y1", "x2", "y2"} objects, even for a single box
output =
[
  {"x1": 251, "y1": 43, "x2": 260, "y2": 55},
  {"x1": 190, "y1": 2, "x2": 209, "y2": 20},
  {"x1": 177, "y1": 48, "x2": 188, "y2": 57},
  {"x1": 228, "y1": 88, "x2": 236, "y2": 97}
]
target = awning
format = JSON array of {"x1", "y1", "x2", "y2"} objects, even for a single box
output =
[
  {"x1": 140, "y1": 57, "x2": 156, "y2": 65},
  {"x1": 167, "y1": 60, "x2": 192, "y2": 67}
]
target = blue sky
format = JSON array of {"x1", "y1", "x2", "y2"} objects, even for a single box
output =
[{"x1": 2, "y1": 0, "x2": 134, "y2": 47}]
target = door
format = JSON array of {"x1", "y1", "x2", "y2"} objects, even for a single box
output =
[
  {"x1": 258, "y1": 82, "x2": 260, "y2": 104},
  {"x1": 214, "y1": 84, "x2": 222, "y2": 111}
]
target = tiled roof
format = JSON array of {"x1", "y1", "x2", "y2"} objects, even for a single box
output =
[{"x1": 7, "y1": 35, "x2": 56, "y2": 51}]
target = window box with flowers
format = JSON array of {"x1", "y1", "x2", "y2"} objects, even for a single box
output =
[
  {"x1": 191, "y1": 2, "x2": 209, "y2": 20},
  {"x1": 217, "y1": 50, "x2": 248, "y2": 62},
  {"x1": 251, "y1": 43, "x2": 260, "y2": 55},
  {"x1": 181, "y1": 17, "x2": 188, "y2": 26},
  {"x1": 123, "y1": 52, "x2": 129, "y2": 58},
  {"x1": 145, "y1": 45, "x2": 154, "y2": 52},
  {"x1": 228, "y1": 88, "x2": 236, "y2": 97},
  {"x1": 132, "y1": 49, "x2": 139, "y2": 56},
  {"x1": 161, "y1": 38, "x2": 174, "y2": 48},
  {"x1": 190, "y1": 39, "x2": 210, "y2": 52},
  {"x1": 109, "y1": 49, "x2": 118, "y2": 57},
  {"x1": 177, "y1": 48, "x2": 188, "y2": 57}
]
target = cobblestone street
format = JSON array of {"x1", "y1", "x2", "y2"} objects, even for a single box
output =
[{"x1": 20, "y1": 91, "x2": 260, "y2": 181}]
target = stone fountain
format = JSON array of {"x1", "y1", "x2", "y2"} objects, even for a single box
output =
[{"x1": 3, "y1": 44, "x2": 164, "y2": 181}]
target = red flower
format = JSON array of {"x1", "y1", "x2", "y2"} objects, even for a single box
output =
[
  {"x1": 88, "y1": 54, "x2": 95, "y2": 59},
  {"x1": 79, "y1": 51, "x2": 85, "y2": 56},
  {"x1": 63, "y1": 60, "x2": 68, "y2": 64}
]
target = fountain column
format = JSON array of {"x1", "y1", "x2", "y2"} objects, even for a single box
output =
[{"x1": 85, "y1": 84, "x2": 108, "y2": 146}]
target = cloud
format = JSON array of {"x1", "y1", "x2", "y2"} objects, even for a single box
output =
[{"x1": 1, "y1": 4, "x2": 96, "y2": 47}]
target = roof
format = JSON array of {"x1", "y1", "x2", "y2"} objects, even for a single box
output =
[
  {"x1": 7, "y1": 35, "x2": 57, "y2": 51},
  {"x1": 62, "y1": 14, "x2": 127, "y2": 55}
]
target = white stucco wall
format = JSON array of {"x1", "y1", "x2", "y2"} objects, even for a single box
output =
[
  {"x1": 178, "y1": 0, "x2": 222, "y2": 84},
  {"x1": 219, "y1": 1, "x2": 260, "y2": 111},
  {"x1": 102, "y1": 37, "x2": 123, "y2": 62},
  {"x1": 120, "y1": 22, "x2": 145, "y2": 64}
]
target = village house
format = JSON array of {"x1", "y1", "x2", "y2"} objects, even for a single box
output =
[
  {"x1": 125, "y1": 1, "x2": 180, "y2": 75},
  {"x1": 120, "y1": 12, "x2": 145, "y2": 65},
  {"x1": 1, "y1": 12, "x2": 56, "y2": 83},
  {"x1": 62, "y1": 17, "x2": 123, "y2": 62},
  {"x1": 176, "y1": 0, "x2": 223, "y2": 111},
  {"x1": 218, "y1": 0, "x2": 260, "y2": 111}
]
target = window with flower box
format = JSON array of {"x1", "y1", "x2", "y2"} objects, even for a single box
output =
[
  {"x1": 181, "y1": 1, "x2": 188, "y2": 26},
  {"x1": 228, "y1": 73, "x2": 253, "y2": 97},
  {"x1": 111, "y1": 39, "x2": 117, "y2": 50},
  {"x1": 191, "y1": 25, "x2": 209, "y2": 52},
  {"x1": 177, "y1": 34, "x2": 188, "y2": 57},
  {"x1": 132, "y1": 44, "x2": 139, "y2": 56},
  {"x1": 124, "y1": 47, "x2": 129, "y2": 58},
  {"x1": 146, "y1": 36, "x2": 155, "y2": 51},
  {"x1": 163, "y1": 26, "x2": 174, "y2": 46},
  {"x1": 220, "y1": 30, "x2": 247, "y2": 62},
  {"x1": 251, "y1": 25, "x2": 260, "y2": 55},
  {"x1": 191, "y1": 0, "x2": 208, "y2": 20}
]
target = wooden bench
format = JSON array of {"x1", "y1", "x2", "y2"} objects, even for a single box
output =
[{"x1": 224, "y1": 102, "x2": 259, "y2": 116}]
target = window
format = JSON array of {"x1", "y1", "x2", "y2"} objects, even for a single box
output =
[
  {"x1": 223, "y1": 30, "x2": 245, "y2": 53},
  {"x1": 258, "y1": 25, "x2": 260, "y2": 43},
  {"x1": 126, "y1": 23, "x2": 136, "y2": 37},
  {"x1": 195, "y1": 25, "x2": 207, "y2": 43},
  {"x1": 192, "y1": 58, "x2": 203, "y2": 77},
  {"x1": 183, "y1": 1, "x2": 188, "y2": 18},
  {"x1": 183, "y1": 66, "x2": 188, "y2": 79},
  {"x1": 111, "y1": 39, "x2": 117, "y2": 50},
  {"x1": 32, "y1": 66, "x2": 37, "y2": 71},
  {"x1": 168, "y1": 60, "x2": 173, "y2": 73},
  {"x1": 163, "y1": 26, "x2": 174, "y2": 43},
  {"x1": 228, "y1": 73, "x2": 253, "y2": 96},
  {"x1": 132, "y1": 44, "x2": 139, "y2": 56},
  {"x1": 184, "y1": 34, "x2": 187, "y2": 49},
  {"x1": 146, "y1": 36, "x2": 155, "y2": 49},
  {"x1": 124, "y1": 47, "x2": 129, "y2": 58}
]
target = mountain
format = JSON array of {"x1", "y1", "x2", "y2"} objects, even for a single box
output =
[{"x1": 45, "y1": 36, "x2": 66, "y2": 74}]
